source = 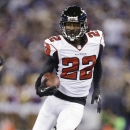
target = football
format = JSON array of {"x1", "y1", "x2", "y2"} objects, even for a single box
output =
[{"x1": 41, "y1": 72, "x2": 60, "y2": 88}]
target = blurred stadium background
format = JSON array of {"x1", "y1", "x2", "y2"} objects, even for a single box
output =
[{"x1": 0, "y1": 0, "x2": 130, "y2": 130}]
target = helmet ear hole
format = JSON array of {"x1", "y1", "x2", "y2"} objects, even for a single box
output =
[{"x1": 59, "y1": 5, "x2": 88, "y2": 41}]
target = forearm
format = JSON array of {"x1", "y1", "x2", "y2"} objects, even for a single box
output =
[
  {"x1": 35, "y1": 56, "x2": 56, "y2": 90},
  {"x1": 93, "y1": 44, "x2": 103, "y2": 89},
  {"x1": 35, "y1": 56, "x2": 58, "y2": 97},
  {"x1": 93, "y1": 60, "x2": 102, "y2": 89},
  {"x1": 39, "y1": 56, "x2": 56, "y2": 76},
  {"x1": 91, "y1": 45, "x2": 103, "y2": 113}
]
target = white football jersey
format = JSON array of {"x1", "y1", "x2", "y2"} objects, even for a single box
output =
[{"x1": 44, "y1": 30, "x2": 105, "y2": 97}]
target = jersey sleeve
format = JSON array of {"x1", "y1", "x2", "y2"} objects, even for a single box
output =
[{"x1": 44, "y1": 39, "x2": 57, "y2": 56}]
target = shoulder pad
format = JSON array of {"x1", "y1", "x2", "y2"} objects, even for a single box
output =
[{"x1": 45, "y1": 35, "x2": 62, "y2": 44}]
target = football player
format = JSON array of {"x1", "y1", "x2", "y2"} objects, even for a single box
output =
[{"x1": 33, "y1": 5, "x2": 104, "y2": 130}]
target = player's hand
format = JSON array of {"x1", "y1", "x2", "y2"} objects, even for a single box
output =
[
  {"x1": 35, "y1": 77, "x2": 57, "y2": 97},
  {"x1": 91, "y1": 88, "x2": 101, "y2": 113}
]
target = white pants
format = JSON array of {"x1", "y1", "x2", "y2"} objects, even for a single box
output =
[{"x1": 32, "y1": 96, "x2": 84, "y2": 130}]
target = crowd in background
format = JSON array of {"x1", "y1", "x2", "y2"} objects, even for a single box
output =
[{"x1": 0, "y1": 0, "x2": 130, "y2": 130}]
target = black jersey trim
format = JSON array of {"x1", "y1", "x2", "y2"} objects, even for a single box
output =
[{"x1": 54, "y1": 90, "x2": 87, "y2": 106}]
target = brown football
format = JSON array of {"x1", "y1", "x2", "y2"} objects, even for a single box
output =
[{"x1": 41, "y1": 72, "x2": 60, "y2": 88}]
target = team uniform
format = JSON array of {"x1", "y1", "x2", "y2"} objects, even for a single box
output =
[
  {"x1": 33, "y1": 30, "x2": 105, "y2": 130},
  {"x1": 45, "y1": 30, "x2": 104, "y2": 98}
]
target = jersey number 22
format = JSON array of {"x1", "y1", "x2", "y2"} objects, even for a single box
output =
[{"x1": 61, "y1": 55, "x2": 96, "y2": 80}]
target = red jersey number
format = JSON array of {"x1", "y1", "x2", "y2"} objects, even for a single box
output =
[
  {"x1": 61, "y1": 55, "x2": 96, "y2": 80},
  {"x1": 88, "y1": 31, "x2": 100, "y2": 38},
  {"x1": 49, "y1": 36, "x2": 61, "y2": 42}
]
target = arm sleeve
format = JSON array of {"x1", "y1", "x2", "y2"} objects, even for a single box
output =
[
  {"x1": 39, "y1": 51, "x2": 59, "y2": 76},
  {"x1": 93, "y1": 44, "x2": 104, "y2": 89}
]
